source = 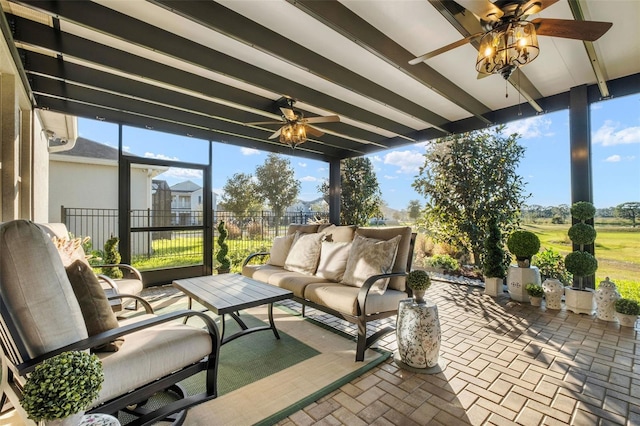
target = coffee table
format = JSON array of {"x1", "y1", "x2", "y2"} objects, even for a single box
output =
[{"x1": 172, "y1": 274, "x2": 293, "y2": 345}]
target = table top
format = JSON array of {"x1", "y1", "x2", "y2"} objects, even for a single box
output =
[{"x1": 172, "y1": 274, "x2": 293, "y2": 315}]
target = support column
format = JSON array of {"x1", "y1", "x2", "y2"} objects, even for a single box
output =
[
  {"x1": 328, "y1": 158, "x2": 341, "y2": 225},
  {"x1": 1, "y1": 74, "x2": 20, "y2": 221}
]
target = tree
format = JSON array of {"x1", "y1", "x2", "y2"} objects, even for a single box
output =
[
  {"x1": 319, "y1": 157, "x2": 382, "y2": 226},
  {"x1": 407, "y1": 200, "x2": 422, "y2": 221},
  {"x1": 255, "y1": 154, "x2": 300, "y2": 231},
  {"x1": 615, "y1": 202, "x2": 640, "y2": 227},
  {"x1": 412, "y1": 125, "x2": 529, "y2": 267},
  {"x1": 218, "y1": 172, "x2": 262, "y2": 216}
]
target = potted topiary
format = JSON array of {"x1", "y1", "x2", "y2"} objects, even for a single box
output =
[
  {"x1": 525, "y1": 283, "x2": 544, "y2": 307},
  {"x1": 406, "y1": 269, "x2": 431, "y2": 304},
  {"x1": 216, "y1": 220, "x2": 231, "y2": 274},
  {"x1": 506, "y1": 230, "x2": 541, "y2": 302},
  {"x1": 483, "y1": 219, "x2": 506, "y2": 297},
  {"x1": 564, "y1": 201, "x2": 597, "y2": 315},
  {"x1": 614, "y1": 298, "x2": 640, "y2": 327},
  {"x1": 21, "y1": 351, "x2": 104, "y2": 425}
]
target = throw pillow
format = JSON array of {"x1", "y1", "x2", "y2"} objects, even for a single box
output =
[
  {"x1": 341, "y1": 234, "x2": 402, "y2": 294},
  {"x1": 318, "y1": 224, "x2": 356, "y2": 242},
  {"x1": 52, "y1": 236, "x2": 91, "y2": 267},
  {"x1": 284, "y1": 232, "x2": 325, "y2": 275},
  {"x1": 65, "y1": 260, "x2": 123, "y2": 352},
  {"x1": 267, "y1": 234, "x2": 296, "y2": 267},
  {"x1": 315, "y1": 241, "x2": 352, "y2": 282}
]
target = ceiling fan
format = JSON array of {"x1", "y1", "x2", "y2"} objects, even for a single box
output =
[
  {"x1": 246, "y1": 99, "x2": 340, "y2": 148},
  {"x1": 409, "y1": 0, "x2": 613, "y2": 79}
]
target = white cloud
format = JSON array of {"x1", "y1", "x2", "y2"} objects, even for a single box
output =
[
  {"x1": 144, "y1": 152, "x2": 179, "y2": 161},
  {"x1": 605, "y1": 155, "x2": 621, "y2": 162},
  {"x1": 593, "y1": 120, "x2": 640, "y2": 147},
  {"x1": 241, "y1": 147, "x2": 260, "y2": 155},
  {"x1": 163, "y1": 168, "x2": 203, "y2": 180},
  {"x1": 300, "y1": 175, "x2": 319, "y2": 182},
  {"x1": 383, "y1": 150, "x2": 424, "y2": 174},
  {"x1": 298, "y1": 162, "x2": 307, "y2": 168},
  {"x1": 503, "y1": 116, "x2": 553, "y2": 139},
  {"x1": 370, "y1": 155, "x2": 382, "y2": 163},
  {"x1": 384, "y1": 175, "x2": 398, "y2": 180}
]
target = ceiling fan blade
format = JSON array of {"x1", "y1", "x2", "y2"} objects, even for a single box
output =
[
  {"x1": 305, "y1": 115, "x2": 340, "y2": 124},
  {"x1": 409, "y1": 32, "x2": 484, "y2": 65},
  {"x1": 532, "y1": 18, "x2": 612, "y2": 42},
  {"x1": 268, "y1": 128, "x2": 282, "y2": 139},
  {"x1": 518, "y1": 0, "x2": 559, "y2": 17},
  {"x1": 280, "y1": 107, "x2": 297, "y2": 121},
  {"x1": 245, "y1": 120, "x2": 283, "y2": 125},
  {"x1": 305, "y1": 125, "x2": 324, "y2": 138},
  {"x1": 456, "y1": 0, "x2": 503, "y2": 21}
]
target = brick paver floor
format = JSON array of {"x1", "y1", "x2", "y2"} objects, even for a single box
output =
[{"x1": 273, "y1": 280, "x2": 639, "y2": 426}]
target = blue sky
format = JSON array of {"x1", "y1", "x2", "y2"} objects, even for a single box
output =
[{"x1": 78, "y1": 93, "x2": 639, "y2": 211}]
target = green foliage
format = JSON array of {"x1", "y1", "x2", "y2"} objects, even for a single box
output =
[
  {"x1": 571, "y1": 201, "x2": 596, "y2": 221},
  {"x1": 483, "y1": 218, "x2": 506, "y2": 278},
  {"x1": 614, "y1": 201, "x2": 640, "y2": 227},
  {"x1": 218, "y1": 172, "x2": 262, "y2": 216},
  {"x1": 406, "y1": 270, "x2": 431, "y2": 291},
  {"x1": 103, "y1": 235, "x2": 123, "y2": 279},
  {"x1": 226, "y1": 222, "x2": 242, "y2": 239},
  {"x1": 228, "y1": 245, "x2": 269, "y2": 273},
  {"x1": 412, "y1": 125, "x2": 528, "y2": 267},
  {"x1": 216, "y1": 221, "x2": 231, "y2": 270},
  {"x1": 525, "y1": 283, "x2": 544, "y2": 297},
  {"x1": 506, "y1": 230, "x2": 540, "y2": 258},
  {"x1": 255, "y1": 154, "x2": 300, "y2": 227},
  {"x1": 245, "y1": 221, "x2": 263, "y2": 239},
  {"x1": 407, "y1": 200, "x2": 422, "y2": 221},
  {"x1": 614, "y1": 298, "x2": 640, "y2": 315},
  {"x1": 565, "y1": 251, "x2": 598, "y2": 277},
  {"x1": 532, "y1": 248, "x2": 572, "y2": 284},
  {"x1": 21, "y1": 351, "x2": 103, "y2": 422},
  {"x1": 551, "y1": 215, "x2": 565, "y2": 224},
  {"x1": 426, "y1": 254, "x2": 460, "y2": 272},
  {"x1": 319, "y1": 157, "x2": 382, "y2": 226},
  {"x1": 568, "y1": 222, "x2": 597, "y2": 246}
]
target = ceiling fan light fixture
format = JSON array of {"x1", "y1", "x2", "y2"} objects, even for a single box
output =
[
  {"x1": 279, "y1": 123, "x2": 307, "y2": 148},
  {"x1": 476, "y1": 21, "x2": 539, "y2": 79}
]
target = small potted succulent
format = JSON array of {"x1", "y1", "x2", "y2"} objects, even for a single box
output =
[
  {"x1": 525, "y1": 283, "x2": 544, "y2": 307},
  {"x1": 406, "y1": 269, "x2": 431, "y2": 304},
  {"x1": 21, "y1": 351, "x2": 104, "y2": 425},
  {"x1": 614, "y1": 298, "x2": 640, "y2": 327},
  {"x1": 506, "y1": 230, "x2": 540, "y2": 268},
  {"x1": 216, "y1": 220, "x2": 231, "y2": 274}
]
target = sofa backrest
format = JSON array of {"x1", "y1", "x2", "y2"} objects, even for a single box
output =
[{"x1": 38, "y1": 222, "x2": 70, "y2": 239}]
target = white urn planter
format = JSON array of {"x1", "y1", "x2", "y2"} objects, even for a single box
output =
[
  {"x1": 616, "y1": 313, "x2": 638, "y2": 328},
  {"x1": 594, "y1": 278, "x2": 621, "y2": 322},
  {"x1": 506, "y1": 266, "x2": 541, "y2": 303},
  {"x1": 564, "y1": 287, "x2": 595, "y2": 315},
  {"x1": 542, "y1": 279, "x2": 564, "y2": 310},
  {"x1": 396, "y1": 299, "x2": 441, "y2": 371},
  {"x1": 484, "y1": 277, "x2": 504, "y2": 297}
]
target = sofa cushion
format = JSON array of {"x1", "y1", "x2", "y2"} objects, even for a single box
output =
[
  {"x1": 242, "y1": 264, "x2": 285, "y2": 282},
  {"x1": 341, "y1": 234, "x2": 401, "y2": 294},
  {"x1": 355, "y1": 227, "x2": 413, "y2": 292},
  {"x1": 303, "y1": 282, "x2": 407, "y2": 316},
  {"x1": 267, "y1": 271, "x2": 329, "y2": 298},
  {"x1": 315, "y1": 241, "x2": 352, "y2": 282},
  {"x1": 284, "y1": 232, "x2": 324, "y2": 275},
  {"x1": 66, "y1": 260, "x2": 123, "y2": 352},
  {"x1": 317, "y1": 224, "x2": 356, "y2": 243},
  {"x1": 267, "y1": 234, "x2": 296, "y2": 267},
  {"x1": 287, "y1": 224, "x2": 320, "y2": 235}
]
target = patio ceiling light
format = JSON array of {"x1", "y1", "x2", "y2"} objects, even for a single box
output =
[
  {"x1": 279, "y1": 122, "x2": 307, "y2": 148},
  {"x1": 476, "y1": 21, "x2": 539, "y2": 80}
]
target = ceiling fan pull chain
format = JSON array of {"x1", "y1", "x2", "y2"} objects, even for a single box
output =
[{"x1": 505, "y1": 78, "x2": 508, "y2": 98}]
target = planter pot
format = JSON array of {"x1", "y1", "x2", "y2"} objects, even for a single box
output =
[
  {"x1": 529, "y1": 296, "x2": 542, "y2": 307},
  {"x1": 516, "y1": 257, "x2": 531, "y2": 268},
  {"x1": 217, "y1": 268, "x2": 230, "y2": 274},
  {"x1": 594, "y1": 278, "x2": 621, "y2": 322},
  {"x1": 506, "y1": 266, "x2": 541, "y2": 303},
  {"x1": 542, "y1": 279, "x2": 564, "y2": 310},
  {"x1": 616, "y1": 312, "x2": 638, "y2": 327},
  {"x1": 484, "y1": 277, "x2": 504, "y2": 297},
  {"x1": 564, "y1": 287, "x2": 595, "y2": 315},
  {"x1": 412, "y1": 289, "x2": 426, "y2": 304},
  {"x1": 396, "y1": 299, "x2": 440, "y2": 369},
  {"x1": 45, "y1": 411, "x2": 85, "y2": 426}
]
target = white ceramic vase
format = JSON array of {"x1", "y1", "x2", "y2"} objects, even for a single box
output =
[
  {"x1": 564, "y1": 287, "x2": 595, "y2": 315},
  {"x1": 542, "y1": 279, "x2": 564, "y2": 310},
  {"x1": 616, "y1": 313, "x2": 638, "y2": 328},
  {"x1": 529, "y1": 296, "x2": 542, "y2": 307},
  {"x1": 594, "y1": 278, "x2": 621, "y2": 322},
  {"x1": 507, "y1": 266, "x2": 541, "y2": 303},
  {"x1": 484, "y1": 277, "x2": 504, "y2": 297},
  {"x1": 396, "y1": 299, "x2": 441, "y2": 369}
]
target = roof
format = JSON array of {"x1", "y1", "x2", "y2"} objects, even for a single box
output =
[
  {"x1": 171, "y1": 180, "x2": 202, "y2": 192},
  {"x1": 4, "y1": 1, "x2": 639, "y2": 162},
  {"x1": 53, "y1": 137, "x2": 119, "y2": 161}
]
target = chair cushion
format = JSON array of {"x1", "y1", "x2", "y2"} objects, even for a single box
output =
[
  {"x1": 66, "y1": 260, "x2": 123, "y2": 352},
  {"x1": 266, "y1": 234, "x2": 295, "y2": 267},
  {"x1": 266, "y1": 271, "x2": 328, "y2": 298},
  {"x1": 341, "y1": 234, "x2": 401, "y2": 294},
  {"x1": 303, "y1": 282, "x2": 407, "y2": 316},
  {"x1": 284, "y1": 232, "x2": 324, "y2": 275},
  {"x1": 315, "y1": 241, "x2": 352, "y2": 282},
  {"x1": 242, "y1": 264, "x2": 284, "y2": 281}
]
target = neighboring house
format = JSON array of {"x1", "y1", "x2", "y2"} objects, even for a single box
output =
[
  {"x1": 170, "y1": 180, "x2": 204, "y2": 225},
  {"x1": 49, "y1": 137, "x2": 167, "y2": 251}
]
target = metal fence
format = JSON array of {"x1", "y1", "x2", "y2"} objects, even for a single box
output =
[{"x1": 62, "y1": 207, "x2": 329, "y2": 269}]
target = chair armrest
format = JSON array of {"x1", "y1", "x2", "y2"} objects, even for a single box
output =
[
  {"x1": 98, "y1": 274, "x2": 118, "y2": 291},
  {"x1": 242, "y1": 252, "x2": 270, "y2": 267},
  {"x1": 16, "y1": 310, "x2": 220, "y2": 375},
  {"x1": 106, "y1": 293, "x2": 154, "y2": 314},
  {"x1": 93, "y1": 264, "x2": 143, "y2": 281},
  {"x1": 356, "y1": 272, "x2": 408, "y2": 316}
]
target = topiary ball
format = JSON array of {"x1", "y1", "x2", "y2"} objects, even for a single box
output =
[
  {"x1": 564, "y1": 251, "x2": 598, "y2": 277},
  {"x1": 571, "y1": 201, "x2": 596, "y2": 221},
  {"x1": 406, "y1": 270, "x2": 431, "y2": 291},
  {"x1": 568, "y1": 222, "x2": 597, "y2": 246},
  {"x1": 506, "y1": 230, "x2": 541, "y2": 259}
]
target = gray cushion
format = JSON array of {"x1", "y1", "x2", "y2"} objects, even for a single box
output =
[
  {"x1": 341, "y1": 234, "x2": 401, "y2": 294},
  {"x1": 303, "y1": 282, "x2": 407, "y2": 316}
]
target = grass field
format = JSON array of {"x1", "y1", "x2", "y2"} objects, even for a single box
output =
[{"x1": 523, "y1": 223, "x2": 640, "y2": 300}]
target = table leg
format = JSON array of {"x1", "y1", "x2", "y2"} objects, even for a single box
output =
[
  {"x1": 220, "y1": 304, "x2": 281, "y2": 345},
  {"x1": 268, "y1": 303, "x2": 281, "y2": 340}
]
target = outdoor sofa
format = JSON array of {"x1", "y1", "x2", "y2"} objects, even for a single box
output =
[{"x1": 242, "y1": 224, "x2": 416, "y2": 361}]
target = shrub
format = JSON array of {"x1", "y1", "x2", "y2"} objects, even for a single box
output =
[
  {"x1": 426, "y1": 254, "x2": 460, "y2": 272},
  {"x1": 102, "y1": 235, "x2": 123, "y2": 279},
  {"x1": 551, "y1": 215, "x2": 565, "y2": 224},
  {"x1": 614, "y1": 298, "x2": 640, "y2": 315},
  {"x1": 565, "y1": 251, "x2": 598, "y2": 277},
  {"x1": 483, "y1": 219, "x2": 506, "y2": 278},
  {"x1": 568, "y1": 222, "x2": 597, "y2": 246},
  {"x1": 407, "y1": 270, "x2": 431, "y2": 291},
  {"x1": 571, "y1": 201, "x2": 596, "y2": 221},
  {"x1": 245, "y1": 221, "x2": 263, "y2": 239},
  {"x1": 525, "y1": 283, "x2": 544, "y2": 297},
  {"x1": 506, "y1": 230, "x2": 540, "y2": 259},
  {"x1": 532, "y1": 248, "x2": 572, "y2": 284},
  {"x1": 216, "y1": 221, "x2": 231, "y2": 271},
  {"x1": 225, "y1": 222, "x2": 242, "y2": 240}
]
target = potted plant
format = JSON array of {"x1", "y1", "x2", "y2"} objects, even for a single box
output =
[
  {"x1": 216, "y1": 220, "x2": 231, "y2": 274},
  {"x1": 406, "y1": 269, "x2": 431, "y2": 304},
  {"x1": 506, "y1": 230, "x2": 541, "y2": 302},
  {"x1": 483, "y1": 219, "x2": 506, "y2": 297},
  {"x1": 614, "y1": 298, "x2": 639, "y2": 327},
  {"x1": 564, "y1": 201, "x2": 597, "y2": 314},
  {"x1": 525, "y1": 283, "x2": 544, "y2": 307},
  {"x1": 21, "y1": 351, "x2": 104, "y2": 425}
]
